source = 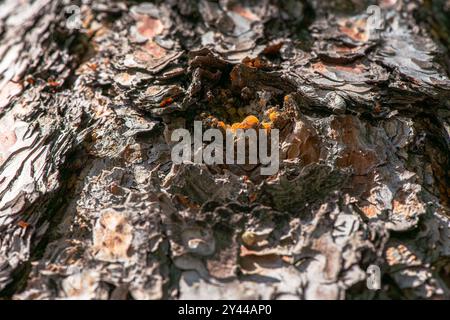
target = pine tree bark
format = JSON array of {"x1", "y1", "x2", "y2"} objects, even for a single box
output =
[{"x1": 0, "y1": 0, "x2": 449, "y2": 299}]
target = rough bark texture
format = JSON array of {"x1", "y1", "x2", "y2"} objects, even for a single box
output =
[{"x1": 0, "y1": 0, "x2": 449, "y2": 300}]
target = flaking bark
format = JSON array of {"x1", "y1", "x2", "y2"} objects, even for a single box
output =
[{"x1": 0, "y1": 0, "x2": 449, "y2": 299}]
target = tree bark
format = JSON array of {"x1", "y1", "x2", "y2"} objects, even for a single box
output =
[{"x1": 0, "y1": 0, "x2": 449, "y2": 299}]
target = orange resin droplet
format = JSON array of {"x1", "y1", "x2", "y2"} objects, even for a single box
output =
[{"x1": 241, "y1": 115, "x2": 259, "y2": 129}]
